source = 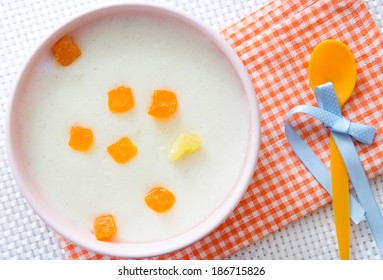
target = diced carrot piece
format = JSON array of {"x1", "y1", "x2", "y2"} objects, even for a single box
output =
[
  {"x1": 68, "y1": 125, "x2": 93, "y2": 152},
  {"x1": 52, "y1": 35, "x2": 81, "y2": 66},
  {"x1": 93, "y1": 214, "x2": 117, "y2": 240},
  {"x1": 107, "y1": 137, "x2": 137, "y2": 164},
  {"x1": 145, "y1": 186, "x2": 175, "y2": 213},
  {"x1": 148, "y1": 89, "x2": 177, "y2": 119},
  {"x1": 108, "y1": 86, "x2": 134, "y2": 113}
]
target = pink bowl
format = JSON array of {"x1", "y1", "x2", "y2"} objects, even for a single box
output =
[{"x1": 6, "y1": 3, "x2": 260, "y2": 258}]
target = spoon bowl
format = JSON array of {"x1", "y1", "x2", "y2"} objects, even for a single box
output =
[{"x1": 308, "y1": 39, "x2": 356, "y2": 107}]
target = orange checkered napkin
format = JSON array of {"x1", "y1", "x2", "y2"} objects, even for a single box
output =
[{"x1": 62, "y1": 0, "x2": 383, "y2": 259}]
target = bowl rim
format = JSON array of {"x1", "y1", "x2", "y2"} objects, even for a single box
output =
[{"x1": 6, "y1": 2, "x2": 261, "y2": 258}]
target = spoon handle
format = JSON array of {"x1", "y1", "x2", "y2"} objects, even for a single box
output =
[{"x1": 330, "y1": 135, "x2": 350, "y2": 260}]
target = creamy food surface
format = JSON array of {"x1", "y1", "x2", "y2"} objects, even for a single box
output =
[{"x1": 18, "y1": 12, "x2": 250, "y2": 242}]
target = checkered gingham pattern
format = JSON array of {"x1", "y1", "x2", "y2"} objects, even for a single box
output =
[{"x1": 61, "y1": 0, "x2": 383, "y2": 259}]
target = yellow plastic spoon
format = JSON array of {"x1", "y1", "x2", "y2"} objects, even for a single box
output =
[{"x1": 308, "y1": 39, "x2": 356, "y2": 260}]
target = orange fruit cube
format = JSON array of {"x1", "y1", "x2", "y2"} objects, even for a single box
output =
[
  {"x1": 52, "y1": 35, "x2": 81, "y2": 67},
  {"x1": 68, "y1": 125, "x2": 93, "y2": 152},
  {"x1": 93, "y1": 214, "x2": 117, "y2": 240},
  {"x1": 145, "y1": 186, "x2": 175, "y2": 213},
  {"x1": 107, "y1": 137, "x2": 137, "y2": 164},
  {"x1": 108, "y1": 86, "x2": 134, "y2": 113},
  {"x1": 148, "y1": 89, "x2": 177, "y2": 119}
]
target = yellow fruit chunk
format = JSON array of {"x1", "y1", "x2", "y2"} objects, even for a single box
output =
[
  {"x1": 170, "y1": 132, "x2": 202, "y2": 161},
  {"x1": 52, "y1": 35, "x2": 81, "y2": 66},
  {"x1": 145, "y1": 186, "x2": 175, "y2": 213},
  {"x1": 108, "y1": 86, "x2": 134, "y2": 113},
  {"x1": 107, "y1": 137, "x2": 137, "y2": 164},
  {"x1": 93, "y1": 214, "x2": 117, "y2": 240},
  {"x1": 68, "y1": 125, "x2": 94, "y2": 152},
  {"x1": 148, "y1": 89, "x2": 177, "y2": 119}
]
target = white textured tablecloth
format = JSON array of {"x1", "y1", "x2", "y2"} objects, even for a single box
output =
[{"x1": 1, "y1": 0, "x2": 383, "y2": 260}]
